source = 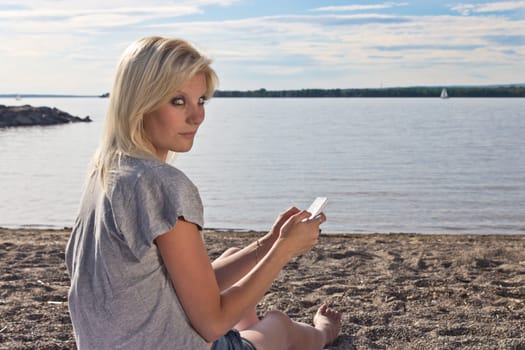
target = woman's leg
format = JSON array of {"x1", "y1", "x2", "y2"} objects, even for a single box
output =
[
  {"x1": 240, "y1": 304, "x2": 342, "y2": 350},
  {"x1": 214, "y1": 247, "x2": 242, "y2": 260},
  {"x1": 214, "y1": 248, "x2": 342, "y2": 349}
]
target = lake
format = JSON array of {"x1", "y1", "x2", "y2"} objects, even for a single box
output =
[{"x1": 0, "y1": 97, "x2": 524, "y2": 234}]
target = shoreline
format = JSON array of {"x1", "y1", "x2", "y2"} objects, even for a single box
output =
[
  {"x1": 2, "y1": 225, "x2": 525, "y2": 236},
  {"x1": 1, "y1": 228, "x2": 524, "y2": 349}
]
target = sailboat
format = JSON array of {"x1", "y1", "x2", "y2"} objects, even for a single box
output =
[{"x1": 440, "y1": 88, "x2": 449, "y2": 99}]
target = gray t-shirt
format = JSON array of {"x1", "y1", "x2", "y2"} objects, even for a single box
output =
[{"x1": 65, "y1": 156, "x2": 209, "y2": 350}]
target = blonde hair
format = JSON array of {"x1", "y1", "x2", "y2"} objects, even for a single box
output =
[{"x1": 93, "y1": 36, "x2": 218, "y2": 189}]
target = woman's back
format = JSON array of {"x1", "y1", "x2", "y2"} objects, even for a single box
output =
[{"x1": 65, "y1": 156, "x2": 208, "y2": 350}]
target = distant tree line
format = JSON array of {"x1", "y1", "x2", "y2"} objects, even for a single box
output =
[{"x1": 214, "y1": 87, "x2": 525, "y2": 98}]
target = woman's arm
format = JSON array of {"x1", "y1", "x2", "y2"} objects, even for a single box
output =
[
  {"x1": 155, "y1": 210, "x2": 322, "y2": 342},
  {"x1": 211, "y1": 207, "x2": 300, "y2": 290}
]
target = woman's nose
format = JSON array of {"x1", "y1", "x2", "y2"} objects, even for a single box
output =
[{"x1": 187, "y1": 104, "x2": 205, "y2": 125}]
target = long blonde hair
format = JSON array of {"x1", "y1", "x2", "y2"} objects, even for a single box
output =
[{"x1": 93, "y1": 36, "x2": 218, "y2": 190}]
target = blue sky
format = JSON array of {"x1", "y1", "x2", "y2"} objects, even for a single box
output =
[{"x1": 1, "y1": 0, "x2": 524, "y2": 94}]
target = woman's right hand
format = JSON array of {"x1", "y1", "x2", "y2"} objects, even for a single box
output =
[{"x1": 276, "y1": 210, "x2": 326, "y2": 258}]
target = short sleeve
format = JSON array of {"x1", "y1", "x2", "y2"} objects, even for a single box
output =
[{"x1": 111, "y1": 164, "x2": 203, "y2": 260}]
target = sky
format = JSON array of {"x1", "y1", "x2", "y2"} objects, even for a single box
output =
[{"x1": 1, "y1": 0, "x2": 524, "y2": 94}]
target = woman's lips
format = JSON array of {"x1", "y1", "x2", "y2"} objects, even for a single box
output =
[{"x1": 179, "y1": 131, "x2": 196, "y2": 139}]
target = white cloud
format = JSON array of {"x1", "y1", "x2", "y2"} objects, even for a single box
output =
[
  {"x1": 0, "y1": 0, "x2": 241, "y2": 29},
  {"x1": 153, "y1": 13, "x2": 524, "y2": 60},
  {"x1": 450, "y1": 1, "x2": 525, "y2": 15},
  {"x1": 0, "y1": 1, "x2": 523, "y2": 92},
  {"x1": 310, "y1": 2, "x2": 408, "y2": 12},
  {"x1": 0, "y1": 5, "x2": 201, "y2": 24},
  {"x1": 144, "y1": 10, "x2": 524, "y2": 89}
]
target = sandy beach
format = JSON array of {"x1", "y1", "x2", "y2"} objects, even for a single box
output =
[{"x1": 0, "y1": 228, "x2": 524, "y2": 349}]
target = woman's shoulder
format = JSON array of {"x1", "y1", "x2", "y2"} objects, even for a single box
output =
[{"x1": 117, "y1": 155, "x2": 195, "y2": 189}]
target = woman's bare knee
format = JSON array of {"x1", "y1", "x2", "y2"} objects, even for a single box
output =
[
  {"x1": 263, "y1": 310, "x2": 294, "y2": 331},
  {"x1": 215, "y1": 247, "x2": 241, "y2": 260},
  {"x1": 241, "y1": 311, "x2": 292, "y2": 350}
]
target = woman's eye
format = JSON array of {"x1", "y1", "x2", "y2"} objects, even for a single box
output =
[
  {"x1": 198, "y1": 97, "x2": 208, "y2": 105},
  {"x1": 171, "y1": 97, "x2": 185, "y2": 106}
]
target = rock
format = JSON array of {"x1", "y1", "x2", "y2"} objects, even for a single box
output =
[{"x1": 0, "y1": 105, "x2": 92, "y2": 128}]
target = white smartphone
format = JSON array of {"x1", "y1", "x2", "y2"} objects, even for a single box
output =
[{"x1": 306, "y1": 197, "x2": 328, "y2": 220}]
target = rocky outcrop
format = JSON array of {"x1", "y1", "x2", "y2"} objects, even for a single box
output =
[{"x1": 0, "y1": 105, "x2": 92, "y2": 127}]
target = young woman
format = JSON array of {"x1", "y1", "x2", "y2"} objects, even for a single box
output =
[{"x1": 65, "y1": 36, "x2": 341, "y2": 350}]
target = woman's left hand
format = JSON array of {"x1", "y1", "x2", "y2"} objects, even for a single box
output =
[{"x1": 268, "y1": 207, "x2": 301, "y2": 241}]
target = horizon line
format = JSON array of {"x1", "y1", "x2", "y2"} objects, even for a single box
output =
[{"x1": 2, "y1": 83, "x2": 525, "y2": 97}]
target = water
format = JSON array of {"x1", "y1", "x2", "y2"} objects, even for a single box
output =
[{"x1": 1, "y1": 97, "x2": 524, "y2": 234}]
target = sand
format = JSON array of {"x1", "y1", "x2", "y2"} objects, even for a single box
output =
[{"x1": 0, "y1": 228, "x2": 524, "y2": 349}]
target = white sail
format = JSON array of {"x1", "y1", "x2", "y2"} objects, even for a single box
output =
[{"x1": 440, "y1": 88, "x2": 449, "y2": 99}]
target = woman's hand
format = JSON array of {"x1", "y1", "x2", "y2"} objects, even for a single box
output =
[
  {"x1": 276, "y1": 210, "x2": 326, "y2": 258},
  {"x1": 267, "y1": 207, "x2": 301, "y2": 241}
]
